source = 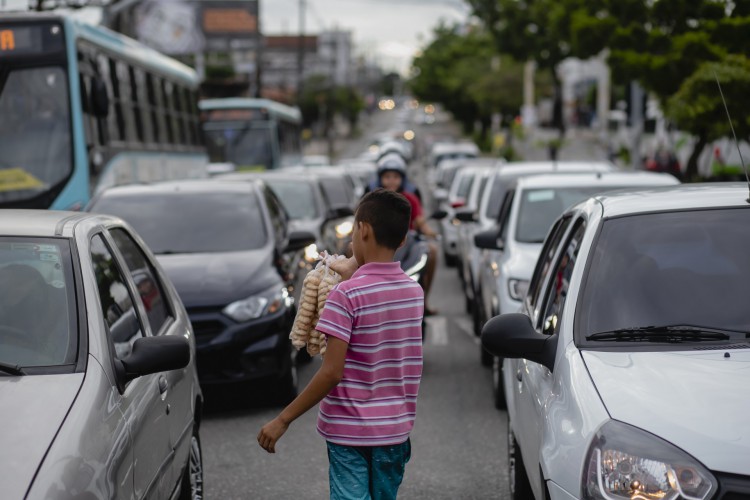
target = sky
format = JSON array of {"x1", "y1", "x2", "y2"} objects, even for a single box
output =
[{"x1": 261, "y1": 0, "x2": 471, "y2": 74}]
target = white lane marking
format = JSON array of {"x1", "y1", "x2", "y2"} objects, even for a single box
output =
[
  {"x1": 454, "y1": 317, "x2": 481, "y2": 345},
  {"x1": 425, "y1": 316, "x2": 449, "y2": 346}
]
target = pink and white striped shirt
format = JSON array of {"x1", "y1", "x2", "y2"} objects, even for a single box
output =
[{"x1": 315, "y1": 261, "x2": 424, "y2": 447}]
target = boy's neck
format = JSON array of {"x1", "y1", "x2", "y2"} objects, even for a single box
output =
[{"x1": 361, "y1": 246, "x2": 397, "y2": 265}]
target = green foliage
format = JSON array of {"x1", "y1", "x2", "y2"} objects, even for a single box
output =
[
  {"x1": 667, "y1": 55, "x2": 750, "y2": 144},
  {"x1": 410, "y1": 25, "x2": 549, "y2": 135},
  {"x1": 297, "y1": 75, "x2": 364, "y2": 130}
]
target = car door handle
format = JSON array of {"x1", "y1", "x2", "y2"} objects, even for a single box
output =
[
  {"x1": 158, "y1": 375, "x2": 168, "y2": 395},
  {"x1": 516, "y1": 369, "x2": 523, "y2": 382}
]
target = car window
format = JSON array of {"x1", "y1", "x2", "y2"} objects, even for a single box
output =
[
  {"x1": 538, "y1": 220, "x2": 586, "y2": 335},
  {"x1": 0, "y1": 237, "x2": 77, "y2": 369},
  {"x1": 90, "y1": 190, "x2": 268, "y2": 254},
  {"x1": 263, "y1": 186, "x2": 288, "y2": 246},
  {"x1": 320, "y1": 177, "x2": 351, "y2": 209},
  {"x1": 485, "y1": 173, "x2": 513, "y2": 218},
  {"x1": 455, "y1": 173, "x2": 474, "y2": 200},
  {"x1": 515, "y1": 186, "x2": 612, "y2": 244},
  {"x1": 90, "y1": 234, "x2": 143, "y2": 359},
  {"x1": 265, "y1": 180, "x2": 319, "y2": 220},
  {"x1": 497, "y1": 191, "x2": 515, "y2": 242},
  {"x1": 578, "y1": 208, "x2": 750, "y2": 340},
  {"x1": 109, "y1": 228, "x2": 171, "y2": 335},
  {"x1": 527, "y1": 216, "x2": 573, "y2": 324}
]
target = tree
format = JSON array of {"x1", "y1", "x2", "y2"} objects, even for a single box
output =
[
  {"x1": 410, "y1": 25, "x2": 547, "y2": 147},
  {"x1": 468, "y1": 0, "x2": 581, "y2": 133},
  {"x1": 667, "y1": 55, "x2": 750, "y2": 179}
]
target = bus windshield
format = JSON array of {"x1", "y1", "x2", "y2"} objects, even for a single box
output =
[
  {"x1": 203, "y1": 122, "x2": 274, "y2": 170},
  {"x1": 0, "y1": 66, "x2": 72, "y2": 205}
]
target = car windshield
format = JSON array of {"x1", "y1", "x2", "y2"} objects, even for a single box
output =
[
  {"x1": 91, "y1": 191, "x2": 268, "y2": 254},
  {"x1": 203, "y1": 123, "x2": 274, "y2": 170},
  {"x1": 0, "y1": 66, "x2": 72, "y2": 205},
  {"x1": 266, "y1": 179, "x2": 319, "y2": 220},
  {"x1": 0, "y1": 238, "x2": 77, "y2": 369},
  {"x1": 516, "y1": 186, "x2": 610, "y2": 243},
  {"x1": 578, "y1": 208, "x2": 750, "y2": 339}
]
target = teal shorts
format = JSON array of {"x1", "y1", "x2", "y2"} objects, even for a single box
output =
[{"x1": 327, "y1": 439, "x2": 412, "y2": 500}]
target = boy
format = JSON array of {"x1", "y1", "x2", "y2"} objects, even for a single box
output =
[{"x1": 258, "y1": 189, "x2": 424, "y2": 500}]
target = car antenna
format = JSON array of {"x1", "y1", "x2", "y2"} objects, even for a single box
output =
[{"x1": 714, "y1": 70, "x2": 750, "y2": 203}]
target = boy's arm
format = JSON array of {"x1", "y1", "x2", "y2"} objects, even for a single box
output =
[{"x1": 257, "y1": 336, "x2": 348, "y2": 453}]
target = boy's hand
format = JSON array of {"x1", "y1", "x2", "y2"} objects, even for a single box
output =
[
  {"x1": 257, "y1": 417, "x2": 289, "y2": 453},
  {"x1": 330, "y1": 255, "x2": 359, "y2": 281}
]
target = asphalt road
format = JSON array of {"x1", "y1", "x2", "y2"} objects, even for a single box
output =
[{"x1": 200, "y1": 106, "x2": 510, "y2": 499}]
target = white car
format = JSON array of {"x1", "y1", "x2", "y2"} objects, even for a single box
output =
[
  {"x1": 438, "y1": 163, "x2": 486, "y2": 266},
  {"x1": 475, "y1": 172, "x2": 680, "y2": 401},
  {"x1": 427, "y1": 141, "x2": 480, "y2": 168},
  {"x1": 482, "y1": 184, "x2": 750, "y2": 500}
]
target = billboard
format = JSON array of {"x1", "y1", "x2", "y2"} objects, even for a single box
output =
[{"x1": 135, "y1": 0, "x2": 259, "y2": 55}]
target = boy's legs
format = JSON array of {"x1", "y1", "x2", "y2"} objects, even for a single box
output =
[
  {"x1": 327, "y1": 439, "x2": 411, "y2": 500},
  {"x1": 370, "y1": 439, "x2": 411, "y2": 500},
  {"x1": 327, "y1": 442, "x2": 370, "y2": 500}
]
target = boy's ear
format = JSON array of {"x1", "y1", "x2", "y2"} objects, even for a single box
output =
[{"x1": 359, "y1": 221, "x2": 371, "y2": 241}]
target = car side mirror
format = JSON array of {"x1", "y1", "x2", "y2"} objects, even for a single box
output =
[
  {"x1": 481, "y1": 313, "x2": 558, "y2": 371},
  {"x1": 474, "y1": 229, "x2": 504, "y2": 250},
  {"x1": 325, "y1": 206, "x2": 355, "y2": 221},
  {"x1": 430, "y1": 209, "x2": 448, "y2": 220},
  {"x1": 455, "y1": 209, "x2": 477, "y2": 223},
  {"x1": 285, "y1": 230, "x2": 317, "y2": 252},
  {"x1": 115, "y1": 336, "x2": 190, "y2": 387}
]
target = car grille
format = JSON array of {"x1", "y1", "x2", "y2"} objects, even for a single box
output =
[
  {"x1": 714, "y1": 472, "x2": 750, "y2": 499},
  {"x1": 190, "y1": 319, "x2": 225, "y2": 343}
]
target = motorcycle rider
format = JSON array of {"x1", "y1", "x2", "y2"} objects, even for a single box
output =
[{"x1": 375, "y1": 154, "x2": 439, "y2": 315}]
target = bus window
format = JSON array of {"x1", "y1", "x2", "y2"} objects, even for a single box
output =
[
  {"x1": 128, "y1": 65, "x2": 145, "y2": 143},
  {"x1": 145, "y1": 72, "x2": 162, "y2": 144},
  {"x1": 160, "y1": 79, "x2": 176, "y2": 144},
  {"x1": 0, "y1": 66, "x2": 72, "y2": 205}
]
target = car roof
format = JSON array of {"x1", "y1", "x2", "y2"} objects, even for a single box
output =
[
  {"x1": 0, "y1": 210, "x2": 119, "y2": 237},
  {"x1": 92, "y1": 179, "x2": 260, "y2": 198},
  {"x1": 498, "y1": 161, "x2": 615, "y2": 177},
  {"x1": 216, "y1": 171, "x2": 321, "y2": 183},
  {"x1": 431, "y1": 142, "x2": 480, "y2": 155},
  {"x1": 516, "y1": 171, "x2": 679, "y2": 190},
  {"x1": 596, "y1": 183, "x2": 750, "y2": 218}
]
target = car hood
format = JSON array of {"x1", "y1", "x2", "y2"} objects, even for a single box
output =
[
  {"x1": 505, "y1": 242, "x2": 543, "y2": 279},
  {"x1": 157, "y1": 250, "x2": 280, "y2": 308},
  {"x1": 583, "y1": 349, "x2": 750, "y2": 475},
  {"x1": 0, "y1": 373, "x2": 84, "y2": 499}
]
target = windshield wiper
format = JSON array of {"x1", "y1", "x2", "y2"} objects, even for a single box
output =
[
  {"x1": 0, "y1": 361, "x2": 25, "y2": 376},
  {"x1": 586, "y1": 324, "x2": 737, "y2": 342}
]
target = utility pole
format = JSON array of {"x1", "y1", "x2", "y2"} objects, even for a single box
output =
[{"x1": 297, "y1": 0, "x2": 306, "y2": 101}]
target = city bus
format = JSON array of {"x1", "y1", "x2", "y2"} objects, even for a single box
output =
[
  {"x1": 0, "y1": 12, "x2": 207, "y2": 210},
  {"x1": 199, "y1": 98, "x2": 303, "y2": 171}
]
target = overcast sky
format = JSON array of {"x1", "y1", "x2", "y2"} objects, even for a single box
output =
[{"x1": 261, "y1": 0, "x2": 470, "y2": 74}]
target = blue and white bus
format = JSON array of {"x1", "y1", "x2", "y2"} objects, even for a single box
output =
[
  {"x1": 200, "y1": 98, "x2": 303, "y2": 171},
  {"x1": 0, "y1": 13, "x2": 207, "y2": 210}
]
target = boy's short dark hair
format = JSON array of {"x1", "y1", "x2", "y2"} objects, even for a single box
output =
[{"x1": 356, "y1": 189, "x2": 412, "y2": 250}]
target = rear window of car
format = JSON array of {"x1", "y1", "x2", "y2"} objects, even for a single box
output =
[
  {"x1": 266, "y1": 180, "x2": 320, "y2": 220},
  {"x1": 319, "y1": 178, "x2": 353, "y2": 208},
  {"x1": 91, "y1": 191, "x2": 268, "y2": 254},
  {"x1": 578, "y1": 208, "x2": 750, "y2": 341},
  {"x1": 0, "y1": 238, "x2": 77, "y2": 370}
]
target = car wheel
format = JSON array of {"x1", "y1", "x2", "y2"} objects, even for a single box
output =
[
  {"x1": 276, "y1": 361, "x2": 298, "y2": 406},
  {"x1": 507, "y1": 417, "x2": 533, "y2": 500},
  {"x1": 179, "y1": 426, "x2": 204, "y2": 500},
  {"x1": 492, "y1": 357, "x2": 507, "y2": 410}
]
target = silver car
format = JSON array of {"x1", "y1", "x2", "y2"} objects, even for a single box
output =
[
  {"x1": 482, "y1": 184, "x2": 750, "y2": 500},
  {"x1": 0, "y1": 210, "x2": 202, "y2": 500}
]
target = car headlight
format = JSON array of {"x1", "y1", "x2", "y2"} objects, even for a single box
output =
[
  {"x1": 583, "y1": 420, "x2": 717, "y2": 500},
  {"x1": 335, "y1": 220, "x2": 354, "y2": 238},
  {"x1": 223, "y1": 288, "x2": 291, "y2": 322},
  {"x1": 304, "y1": 243, "x2": 320, "y2": 263},
  {"x1": 508, "y1": 279, "x2": 529, "y2": 301}
]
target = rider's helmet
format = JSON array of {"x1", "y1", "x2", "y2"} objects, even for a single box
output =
[{"x1": 376, "y1": 153, "x2": 407, "y2": 179}]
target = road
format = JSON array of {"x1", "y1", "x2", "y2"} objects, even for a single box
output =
[{"x1": 200, "y1": 106, "x2": 511, "y2": 499}]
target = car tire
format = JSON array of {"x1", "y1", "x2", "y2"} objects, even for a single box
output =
[
  {"x1": 179, "y1": 426, "x2": 204, "y2": 500},
  {"x1": 276, "y1": 362, "x2": 298, "y2": 406},
  {"x1": 508, "y1": 418, "x2": 533, "y2": 500},
  {"x1": 443, "y1": 251, "x2": 457, "y2": 267},
  {"x1": 492, "y1": 357, "x2": 507, "y2": 410}
]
